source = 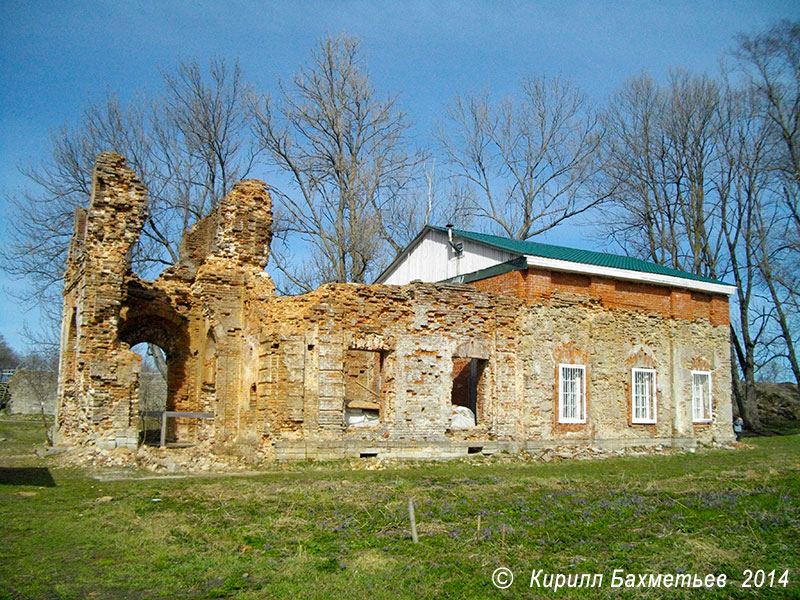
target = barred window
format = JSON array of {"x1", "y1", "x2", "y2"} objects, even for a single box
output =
[
  {"x1": 558, "y1": 364, "x2": 586, "y2": 423},
  {"x1": 632, "y1": 368, "x2": 656, "y2": 424},
  {"x1": 692, "y1": 371, "x2": 712, "y2": 422}
]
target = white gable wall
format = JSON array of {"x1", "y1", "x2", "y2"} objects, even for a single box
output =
[{"x1": 379, "y1": 229, "x2": 517, "y2": 285}]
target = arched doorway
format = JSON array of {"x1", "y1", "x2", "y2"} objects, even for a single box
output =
[
  {"x1": 129, "y1": 342, "x2": 168, "y2": 445},
  {"x1": 118, "y1": 313, "x2": 191, "y2": 446}
]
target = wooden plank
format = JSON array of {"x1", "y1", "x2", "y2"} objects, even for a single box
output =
[
  {"x1": 140, "y1": 411, "x2": 215, "y2": 419},
  {"x1": 347, "y1": 399, "x2": 380, "y2": 410},
  {"x1": 160, "y1": 411, "x2": 167, "y2": 448},
  {"x1": 409, "y1": 498, "x2": 419, "y2": 544},
  {"x1": 165, "y1": 411, "x2": 215, "y2": 419},
  {"x1": 352, "y1": 379, "x2": 380, "y2": 398}
]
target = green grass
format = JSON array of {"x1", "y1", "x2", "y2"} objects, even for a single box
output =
[
  {"x1": 0, "y1": 414, "x2": 52, "y2": 457},
  {"x1": 1, "y1": 416, "x2": 798, "y2": 599}
]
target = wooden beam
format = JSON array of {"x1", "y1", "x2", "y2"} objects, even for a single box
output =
[{"x1": 352, "y1": 379, "x2": 380, "y2": 398}]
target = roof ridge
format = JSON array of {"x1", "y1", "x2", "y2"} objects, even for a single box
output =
[{"x1": 428, "y1": 225, "x2": 730, "y2": 287}]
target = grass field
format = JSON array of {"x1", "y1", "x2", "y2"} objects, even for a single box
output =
[{"x1": 1, "y1": 415, "x2": 798, "y2": 599}]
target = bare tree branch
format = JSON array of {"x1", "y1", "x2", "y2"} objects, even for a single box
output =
[
  {"x1": 439, "y1": 76, "x2": 606, "y2": 240},
  {"x1": 249, "y1": 33, "x2": 429, "y2": 291},
  {"x1": 1, "y1": 58, "x2": 258, "y2": 341}
]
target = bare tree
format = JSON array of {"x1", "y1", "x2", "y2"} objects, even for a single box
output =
[
  {"x1": 159, "y1": 59, "x2": 258, "y2": 228},
  {"x1": 2, "y1": 58, "x2": 256, "y2": 351},
  {"x1": 598, "y1": 70, "x2": 778, "y2": 429},
  {"x1": 250, "y1": 34, "x2": 428, "y2": 292},
  {"x1": 4, "y1": 96, "x2": 151, "y2": 322},
  {"x1": 600, "y1": 34, "x2": 800, "y2": 429},
  {"x1": 14, "y1": 349, "x2": 59, "y2": 445},
  {"x1": 753, "y1": 205, "x2": 800, "y2": 384},
  {"x1": 735, "y1": 20, "x2": 800, "y2": 231},
  {"x1": 2, "y1": 58, "x2": 256, "y2": 318},
  {"x1": 599, "y1": 71, "x2": 724, "y2": 278},
  {"x1": 599, "y1": 74, "x2": 681, "y2": 267},
  {"x1": 734, "y1": 20, "x2": 800, "y2": 386},
  {"x1": 715, "y1": 82, "x2": 774, "y2": 429},
  {"x1": 439, "y1": 76, "x2": 605, "y2": 240}
]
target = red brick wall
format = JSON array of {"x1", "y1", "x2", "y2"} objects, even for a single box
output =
[
  {"x1": 468, "y1": 269, "x2": 525, "y2": 297},
  {"x1": 469, "y1": 267, "x2": 730, "y2": 325}
]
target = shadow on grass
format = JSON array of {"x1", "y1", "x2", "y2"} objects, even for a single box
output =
[{"x1": 0, "y1": 467, "x2": 56, "y2": 487}]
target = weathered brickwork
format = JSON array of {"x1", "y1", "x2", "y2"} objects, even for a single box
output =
[
  {"x1": 55, "y1": 153, "x2": 274, "y2": 451},
  {"x1": 55, "y1": 154, "x2": 735, "y2": 461},
  {"x1": 517, "y1": 294, "x2": 732, "y2": 448},
  {"x1": 470, "y1": 267, "x2": 731, "y2": 326}
]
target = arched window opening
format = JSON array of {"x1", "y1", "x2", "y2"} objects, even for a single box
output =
[
  {"x1": 203, "y1": 331, "x2": 217, "y2": 388},
  {"x1": 62, "y1": 308, "x2": 78, "y2": 389}
]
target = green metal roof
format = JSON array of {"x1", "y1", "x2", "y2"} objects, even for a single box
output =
[{"x1": 428, "y1": 225, "x2": 730, "y2": 287}]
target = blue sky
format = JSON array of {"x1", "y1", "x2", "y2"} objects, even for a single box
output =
[{"x1": 1, "y1": 0, "x2": 798, "y2": 353}]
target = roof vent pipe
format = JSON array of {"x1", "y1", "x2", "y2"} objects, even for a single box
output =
[{"x1": 446, "y1": 224, "x2": 463, "y2": 257}]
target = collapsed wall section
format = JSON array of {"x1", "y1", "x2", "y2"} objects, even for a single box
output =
[
  {"x1": 55, "y1": 153, "x2": 149, "y2": 449},
  {"x1": 249, "y1": 283, "x2": 522, "y2": 460},
  {"x1": 55, "y1": 152, "x2": 734, "y2": 462},
  {"x1": 246, "y1": 282, "x2": 733, "y2": 460},
  {"x1": 56, "y1": 152, "x2": 275, "y2": 451}
]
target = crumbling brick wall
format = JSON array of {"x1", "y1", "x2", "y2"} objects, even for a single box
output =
[
  {"x1": 249, "y1": 283, "x2": 521, "y2": 459},
  {"x1": 55, "y1": 153, "x2": 734, "y2": 460},
  {"x1": 55, "y1": 152, "x2": 273, "y2": 450},
  {"x1": 56, "y1": 153, "x2": 150, "y2": 449}
]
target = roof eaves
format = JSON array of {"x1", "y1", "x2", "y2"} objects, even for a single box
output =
[
  {"x1": 439, "y1": 256, "x2": 528, "y2": 284},
  {"x1": 524, "y1": 255, "x2": 737, "y2": 296},
  {"x1": 433, "y1": 226, "x2": 733, "y2": 291}
]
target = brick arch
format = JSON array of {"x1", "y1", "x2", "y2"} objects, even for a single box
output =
[
  {"x1": 117, "y1": 307, "x2": 192, "y2": 426},
  {"x1": 120, "y1": 279, "x2": 188, "y2": 359},
  {"x1": 624, "y1": 347, "x2": 659, "y2": 429},
  {"x1": 118, "y1": 315, "x2": 188, "y2": 363},
  {"x1": 626, "y1": 347, "x2": 657, "y2": 370}
]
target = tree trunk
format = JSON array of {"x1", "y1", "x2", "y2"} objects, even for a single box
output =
[{"x1": 730, "y1": 328, "x2": 762, "y2": 432}]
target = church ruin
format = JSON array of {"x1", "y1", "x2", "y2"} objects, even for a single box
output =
[{"x1": 55, "y1": 153, "x2": 736, "y2": 461}]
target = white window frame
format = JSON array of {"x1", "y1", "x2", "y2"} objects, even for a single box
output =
[
  {"x1": 691, "y1": 371, "x2": 713, "y2": 423},
  {"x1": 558, "y1": 364, "x2": 587, "y2": 424},
  {"x1": 631, "y1": 368, "x2": 657, "y2": 424}
]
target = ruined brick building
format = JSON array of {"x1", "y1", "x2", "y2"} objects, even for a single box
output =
[{"x1": 55, "y1": 153, "x2": 736, "y2": 460}]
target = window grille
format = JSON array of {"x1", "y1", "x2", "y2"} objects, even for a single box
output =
[
  {"x1": 559, "y1": 364, "x2": 586, "y2": 423},
  {"x1": 632, "y1": 368, "x2": 656, "y2": 423},
  {"x1": 692, "y1": 371, "x2": 712, "y2": 422}
]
